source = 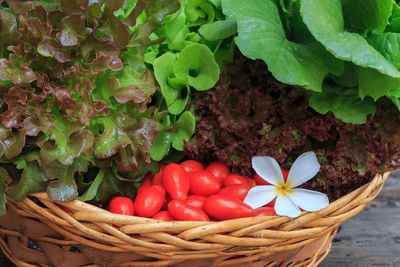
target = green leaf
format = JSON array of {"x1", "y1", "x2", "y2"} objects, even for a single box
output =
[
  {"x1": 45, "y1": 158, "x2": 89, "y2": 202},
  {"x1": 198, "y1": 19, "x2": 237, "y2": 41},
  {"x1": 172, "y1": 111, "x2": 195, "y2": 150},
  {"x1": 300, "y1": 0, "x2": 400, "y2": 78},
  {"x1": 149, "y1": 131, "x2": 173, "y2": 161},
  {"x1": 342, "y1": 0, "x2": 392, "y2": 34},
  {"x1": 165, "y1": 12, "x2": 189, "y2": 51},
  {"x1": 173, "y1": 43, "x2": 220, "y2": 91},
  {"x1": 184, "y1": 0, "x2": 215, "y2": 26},
  {"x1": 39, "y1": 117, "x2": 94, "y2": 165},
  {"x1": 7, "y1": 160, "x2": 47, "y2": 201},
  {"x1": 368, "y1": 32, "x2": 400, "y2": 70},
  {"x1": 153, "y1": 52, "x2": 190, "y2": 114},
  {"x1": 222, "y1": 0, "x2": 344, "y2": 92},
  {"x1": 309, "y1": 85, "x2": 376, "y2": 124},
  {"x1": 357, "y1": 67, "x2": 400, "y2": 100},
  {"x1": 78, "y1": 169, "x2": 104, "y2": 201},
  {"x1": 94, "y1": 168, "x2": 136, "y2": 204}
]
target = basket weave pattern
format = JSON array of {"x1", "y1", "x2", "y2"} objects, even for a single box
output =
[{"x1": 0, "y1": 172, "x2": 390, "y2": 267}]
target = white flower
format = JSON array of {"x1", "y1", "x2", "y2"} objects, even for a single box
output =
[{"x1": 244, "y1": 151, "x2": 329, "y2": 217}]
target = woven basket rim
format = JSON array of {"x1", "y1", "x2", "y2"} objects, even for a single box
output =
[{"x1": 0, "y1": 171, "x2": 391, "y2": 267}]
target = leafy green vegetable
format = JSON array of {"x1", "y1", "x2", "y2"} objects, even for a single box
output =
[
  {"x1": 149, "y1": 111, "x2": 195, "y2": 160},
  {"x1": 309, "y1": 85, "x2": 376, "y2": 124},
  {"x1": 0, "y1": 0, "x2": 180, "y2": 215},
  {"x1": 222, "y1": 0, "x2": 344, "y2": 92},
  {"x1": 300, "y1": 0, "x2": 400, "y2": 78}
]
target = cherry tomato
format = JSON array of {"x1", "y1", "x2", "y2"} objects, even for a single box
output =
[
  {"x1": 265, "y1": 198, "x2": 276, "y2": 207},
  {"x1": 205, "y1": 162, "x2": 230, "y2": 182},
  {"x1": 152, "y1": 211, "x2": 174, "y2": 221},
  {"x1": 224, "y1": 174, "x2": 249, "y2": 187},
  {"x1": 162, "y1": 163, "x2": 190, "y2": 201},
  {"x1": 254, "y1": 173, "x2": 271, "y2": 185},
  {"x1": 204, "y1": 195, "x2": 253, "y2": 220},
  {"x1": 109, "y1": 196, "x2": 135, "y2": 216},
  {"x1": 189, "y1": 170, "x2": 221, "y2": 196},
  {"x1": 253, "y1": 207, "x2": 276, "y2": 216},
  {"x1": 246, "y1": 178, "x2": 257, "y2": 187},
  {"x1": 186, "y1": 195, "x2": 207, "y2": 210},
  {"x1": 162, "y1": 193, "x2": 172, "y2": 210},
  {"x1": 134, "y1": 185, "x2": 165, "y2": 217},
  {"x1": 254, "y1": 168, "x2": 289, "y2": 185},
  {"x1": 159, "y1": 163, "x2": 166, "y2": 172},
  {"x1": 152, "y1": 172, "x2": 163, "y2": 185},
  {"x1": 217, "y1": 184, "x2": 251, "y2": 201},
  {"x1": 168, "y1": 200, "x2": 210, "y2": 221},
  {"x1": 137, "y1": 174, "x2": 152, "y2": 195},
  {"x1": 180, "y1": 160, "x2": 204, "y2": 173}
]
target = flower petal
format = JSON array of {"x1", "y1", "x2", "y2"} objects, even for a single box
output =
[
  {"x1": 287, "y1": 151, "x2": 320, "y2": 188},
  {"x1": 275, "y1": 194, "x2": 301, "y2": 217},
  {"x1": 252, "y1": 156, "x2": 284, "y2": 186},
  {"x1": 243, "y1": 185, "x2": 277, "y2": 209},
  {"x1": 289, "y1": 188, "x2": 329, "y2": 212}
]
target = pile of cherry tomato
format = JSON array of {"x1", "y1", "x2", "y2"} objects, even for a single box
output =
[{"x1": 108, "y1": 160, "x2": 283, "y2": 222}]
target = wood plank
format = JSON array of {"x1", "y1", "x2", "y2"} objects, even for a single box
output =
[{"x1": 321, "y1": 171, "x2": 400, "y2": 267}]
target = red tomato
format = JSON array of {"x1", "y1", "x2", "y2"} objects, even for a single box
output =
[
  {"x1": 109, "y1": 196, "x2": 135, "y2": 216},
  {"x1": 204, "y1": 195, "x2": 253, "y2": 220},
  {"x1": 159, "y1": 163, "x2": 166, "y2": 172},
  {"x1": 217, "y1": 184, "x2": 251, "y2": 201},
  {"x1": 152, "y1": 211, "x2": 174, "y2": 221},
  {"x1": 168, "y1": 200, "x2": 210, "y2": 221},
  {"x1": 265, "y1": 198, "x2": 276, "y2": 207},
  {"x1": 253, "y1": 207, "x2": 276, "y2": 216},
  {"x1": 162, "y1": 193, "x2": 172, "y2": 210},
  {"x1": 186, "y1": 195, "x2": 207, "y2": 209},
  {"x1": 152, "y1": 172, "x2": 163, "y2": 185},
  {"x1": 162, "y1": 163, "x2": 190, "y2": 201},
  {"x1": 224, "y1": 174, "x2": 249, "y2": 187},
  {"x1": 137, "y1": 174, "x2": 152, "y2": 195},
  {"x1": 134, "y1": 185, "x2": 165, "y2": 217},
  {"x1": 189, "y1": 170, "x2": 221, "y2": 196},
  {"x1": 205, "y1": 162, "x2": 230, "y2": 182},
  {"x1": 246, "y1": 178, "x2": 256, "y2": 187},
  {"x1": 254, "y1": 173, "x2": 271, "y2": 185},
  {"x1": 180, "y1": 160, "x2": 204, "y2": 173},
  {"x1": 254, "y1": 168, "x2": 289, "y2": 185}
]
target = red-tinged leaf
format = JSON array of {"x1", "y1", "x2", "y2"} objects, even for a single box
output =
[
  {"x1": 37, "y1": 37, "x2": 73, "y2": 63},
  {"x1": 145, "y1": 0, "x2": 180, "y2": 27},
  {"x1": 118, "y1": 145, "x2": 138, "y2": 172},
  {"x1": 22, "y1": 113, "x2": 54, "y2": 136},
  {"x1": 57, "y1": 14, "x2": 88, "y2": 47},
  {"x1": 0, "y1": 58, "x2": 36, "y2": 85},
  {"x1": 96, "y1": 15, "x2": 130, "y2": 49},
  {"x1": 6, "y1": 0, "x2": 34, "y2": 14},
  {"x1": 1, "y1": 87, "x2": 30, "y2": 128},
  {"x1": 113, "y1": 86, "x2": 147, "y2": 104},
  {"x1": 124, "y1": 0, "x2": 145, "y2": 26},
  {"x1": 0, "y1": 9, "x2": 18, "y2": 49},
  {"x1": 128, "y1": 117, "x2": 158, "y2": 154},
  {"x1": 2, "y1": 129, "x2": 26, "y2": 159},
  {"x1": 128, "y1": 23, "x2": 153, "y2": 48},
  {"x1": 60, "y1": 0, "x2": 88, "y2": 15}
]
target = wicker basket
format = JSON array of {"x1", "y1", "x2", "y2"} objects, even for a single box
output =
[{"x1": 0, "y1": 172, "x2": 390, "y2": 267}]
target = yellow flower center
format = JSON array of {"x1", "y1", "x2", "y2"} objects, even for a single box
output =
[{"x1": 275, "y1": 181, "x2": 293, "y2": 196}]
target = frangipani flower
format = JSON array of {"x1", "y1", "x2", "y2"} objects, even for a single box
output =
[{"x1": 244, "y1": 151, "x2": 329, "y2": 217}]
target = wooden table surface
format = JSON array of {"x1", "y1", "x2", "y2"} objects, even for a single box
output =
[{"x1": 1, "y1": 172, "x2": 399, "y2": 267}]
